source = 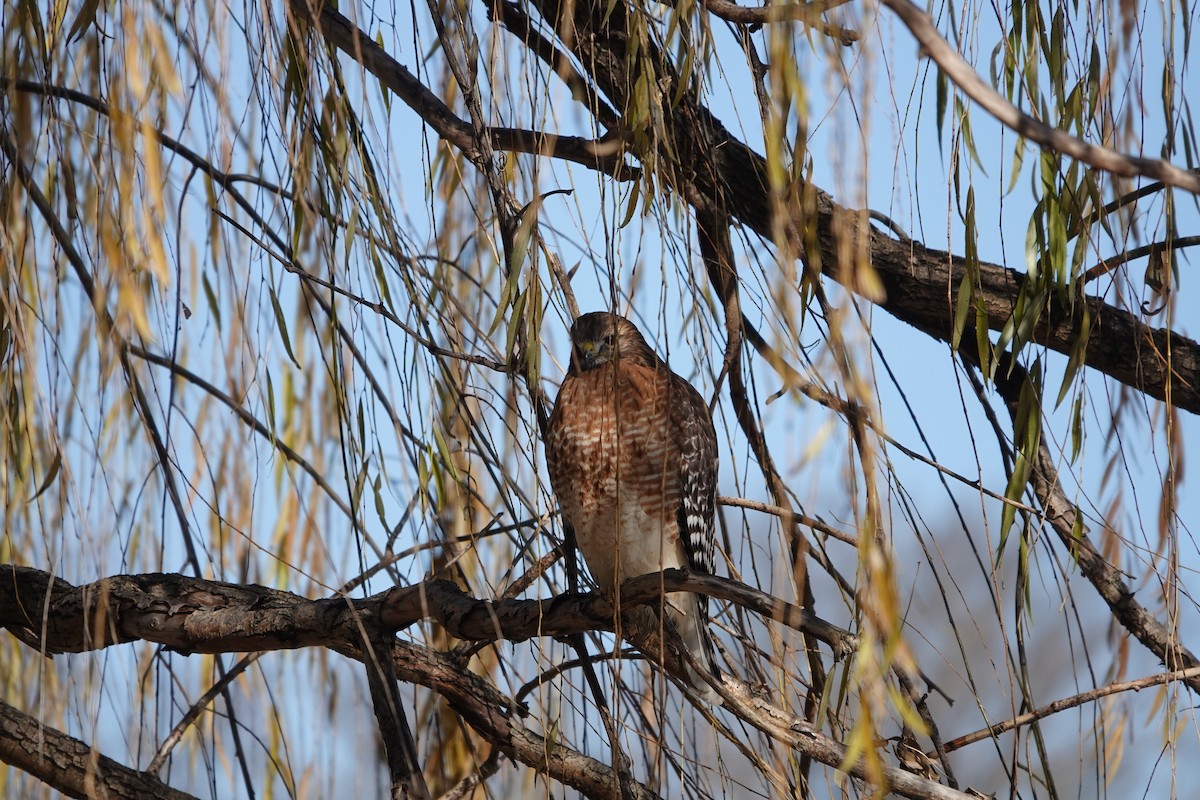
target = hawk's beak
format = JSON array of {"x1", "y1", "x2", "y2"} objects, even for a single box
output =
[{"x1": 578, "y1": 340, "x2": 597, "y2": 369}]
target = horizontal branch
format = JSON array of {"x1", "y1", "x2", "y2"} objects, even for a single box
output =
[
  {"x1": 0, "y1": 568, "x2": 659, "y2": 800},
  {"x1": 0, "y1": 565, "x2": 974, "y2": 800},
  {"x1": 0, "y1": 566, "x2": 853, "y2": 658}
]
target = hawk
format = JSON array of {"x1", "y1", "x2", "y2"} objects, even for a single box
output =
[{"x1": 546, "y1": 311, "x2": 722, "y2": 704}]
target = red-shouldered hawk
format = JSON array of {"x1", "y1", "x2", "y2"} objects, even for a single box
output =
[{"x1": 546, "y1": 311, "x2": 722, "y2": 704}]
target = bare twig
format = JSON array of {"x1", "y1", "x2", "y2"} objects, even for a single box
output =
[
  {"x1": 146, "y1": 653, "x2": 265, "y2": 775},
  {"x1": 1083, "y1": 236, "x2": 1200, "y2": 284},
  {"x1": 718, "y1": 495, "x2": 858, "y2": 546},
  {"x1": 941, "y1": 665, "x2": 1200, "y2": 752}
]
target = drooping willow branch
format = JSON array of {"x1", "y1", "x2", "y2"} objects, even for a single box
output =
[
  {"x1": 880, "y1": 0, "x2": 1200, "y2": 194},
  {"x1": 285, "y1": 0, "x2": 636, "y2": 178},
  {"x1": 976, "y1": 353, "x2": 1200, "y2": 694}
]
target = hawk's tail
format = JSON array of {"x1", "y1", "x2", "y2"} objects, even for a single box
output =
[{"x1": 668, "y1": 592, "x2": 723, "y2": 706}]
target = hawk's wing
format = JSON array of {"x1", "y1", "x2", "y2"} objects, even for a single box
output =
[{"x1": 670, "y1": 374, "x2": 718, "y2": 577}]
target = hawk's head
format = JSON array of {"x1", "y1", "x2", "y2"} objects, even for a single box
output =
[{"x1": 568, "y1": 312, "x2": 658, "y2": 374}]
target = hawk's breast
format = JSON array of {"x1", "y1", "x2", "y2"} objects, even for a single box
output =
[{"x1": 546, "y1": 361, "x2": 688, "y2": 593}]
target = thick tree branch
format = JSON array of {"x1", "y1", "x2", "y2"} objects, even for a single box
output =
[
  {"x1": 0, "y1": 567, "x2": 660, "y2": 800},
  {"x1": 0, "y1": 566, "x2": 976, "y2": 800},
  {"x1": 0, "y1": 699, "x2": 200, "y2": 800},
  {"x1": 0, "y1": 566, "x2": 854, "y2": 658}
]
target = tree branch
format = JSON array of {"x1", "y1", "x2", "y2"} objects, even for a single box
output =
[
  {"x1": 381, "y1": 640, "x2": 661, "y2": 800},
  {"x1": 0, "y1": 698, "x2": 200, "y2": 800},
  {"x1": 362, "y1": 627, "x2": 431, "y2": 799},
  {"x1": 286, "y1": 0, "x2": 637, "y2": 178},
  {"x1": 880, "y1": 0, "x2": 1200, "y2": 194},
  {"x1": 485, "y1": 0, "x2": 1200, "y2": 413},
  {"x1": 0, "y1": 566, "x2": 854, "y2": 658},
  {"x1": 0, "y1": 566, "x2": 979, "y2": 800},
  {"x1": 940, "y1": 665, "x2": 1200, "y2": 753}
]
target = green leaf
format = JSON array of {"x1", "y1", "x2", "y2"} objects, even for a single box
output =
[
  {"x1": 202, "y1": 272, "x2": 222, "y2": 330},
  {"x1": 352, "y1": 459, "x2": 369, "y2": 510},
  {"x1": 1006, "y1": 137, "x2": 1026, "y2": 195},
  {"x1": 1058, "y1": 302, "x2": 1092, "y2": 410},
  {"x1": 357, "y1": 398, "x2": 366, "y2": 448},
  {"x1": 431, "y1": 424, "x2": 461, "y2": 483},
  {"x1": 376, "y1": 31, "x2": 392, "y2": 113},
  {"x1": 1025, "y1": 207, "x2": 1043, "y2": 278},
  {"x1": 373, "y1": 475, "x2": 389, "y2": 529},
  {"x1": 506, "y1": 289, "x2": 527, "y2": 362},
  {"x1": 1047, "y1": 198, "x2": 1068, "y2": 287},
  {"x1": 65, "y1": 0, "x2": 102, "y2": 43},
  {"x1": 492, "y1": 189, "x2": 572, "y2": 337},
  {"x1": 510, "y1": 200, "x2": 542, "y2": 276},
  {"x1": 620, "y1": 180, "x2": 641, "y2": 228},
  {"x1": 370, "y1": 240, "x2": 395, "y2": 313},
  {"x1": 951, "y1": 277, "x2": 973, "y2": 352},
  {"x1": 28, "y1": 449, "x2": 62, "y2": 503},
  {"x1": 936, "y1": 69, "x2": 949, "y2": 148},
  {"x1": 1069, "y1": 393, "x2": 1085, "y2": 463},
  {"x1": 524, "y1": 268, "x2": 544, "y2": 385},
  {"x1": 975, "y1": 303, "x2": 992, "y2": 378},
  {"x1": 957, "y1": 100, "x2": 988, "y2": 175},
  {"x1": 1048, "y1": 9, "x2": 1065, "y2": 101},
  {"x1": 266, "y1": 372, "x2": 277, "y2": 433},
  {"x1": 999, "y1": 456, "x2": 1030, "y2": 551},
  {"x1": 1001, "y1": 367, "x2": 1043, "y2": 545},
  {"x1": 1069, "y1": 506, "x2": 1085, "y2": 559},
  {"x1": 268, "y1": 286, "x2": 302, "y2": 369}
]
